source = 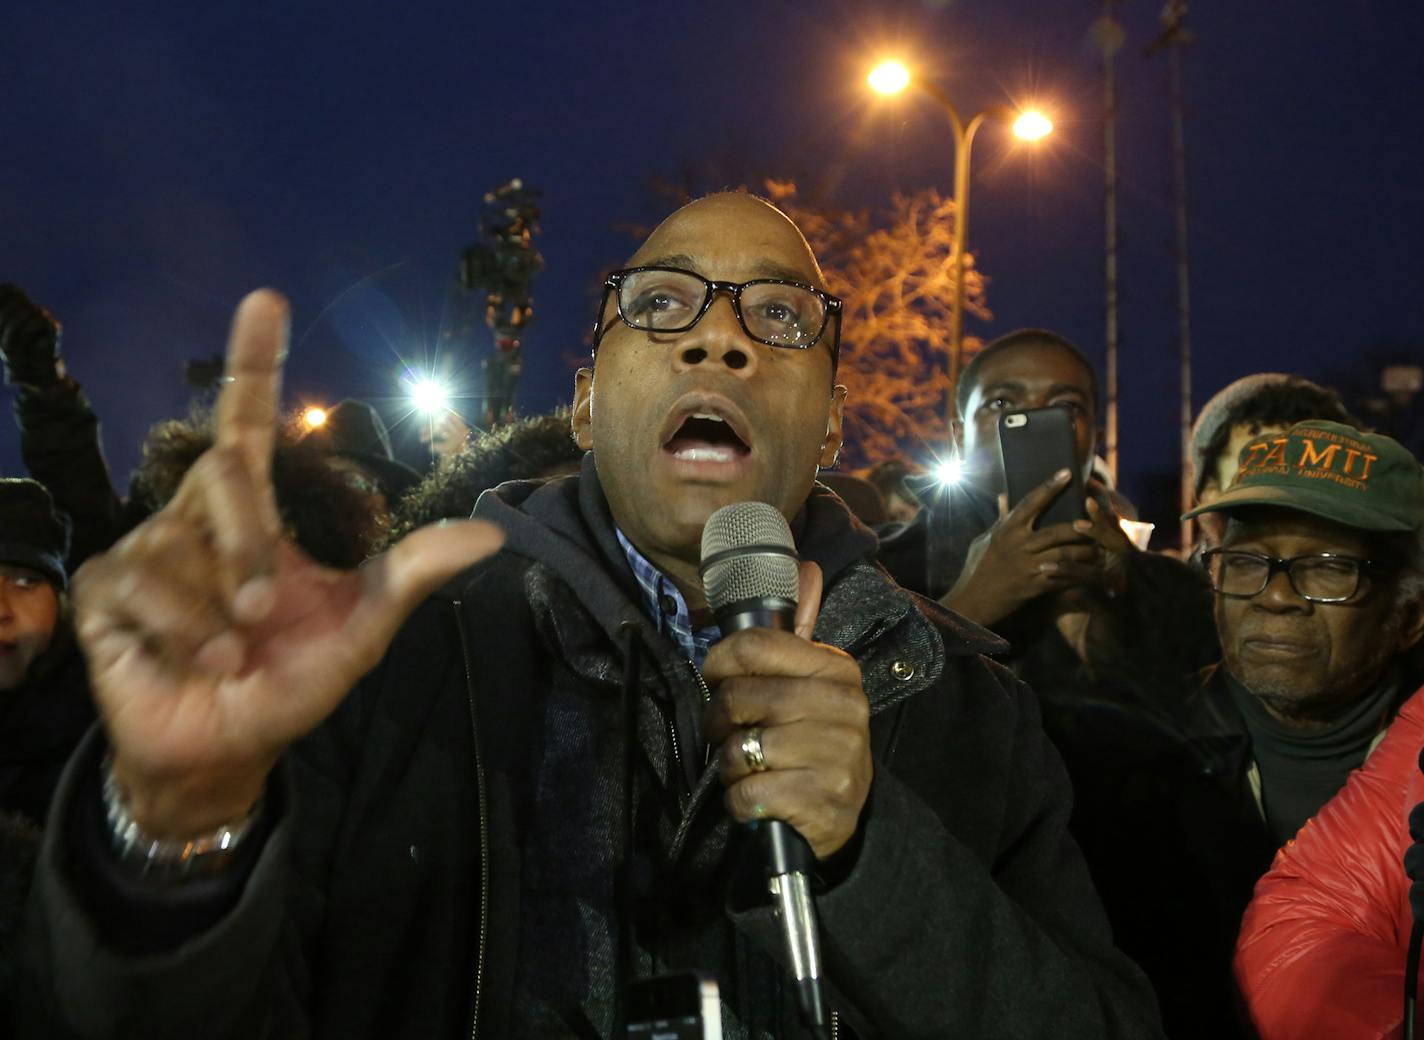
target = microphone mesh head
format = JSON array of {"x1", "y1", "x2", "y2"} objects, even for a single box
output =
[{"x1": 700, "y1": 502, "x2": 799, "y2": 613}]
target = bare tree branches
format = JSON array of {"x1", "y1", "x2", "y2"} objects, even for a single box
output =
[{"x1": 765, "y1": 181, "x2": 991, "y2": 468}]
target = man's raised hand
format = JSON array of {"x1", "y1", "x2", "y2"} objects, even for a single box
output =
[{"x1": 74, "y1": 290, "x2": 503, "y2": 839}]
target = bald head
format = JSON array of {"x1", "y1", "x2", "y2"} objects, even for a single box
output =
[{"x1": 629, "y1": 193, "x2": 827, "y2": 289}]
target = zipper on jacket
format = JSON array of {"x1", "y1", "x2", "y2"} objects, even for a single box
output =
[
  {"x1": 689, "y1": 660, "x2": 713, "y2": 767},
  {"x1": 665, "y1": 660, "x2": 713, "y2": 787},
  {"x1": 453, "y1": 600, "x2": 490, "y2": 1040},
  {"x1": 831, "y1": 1010, "x2": 840, "y2": 1039}
]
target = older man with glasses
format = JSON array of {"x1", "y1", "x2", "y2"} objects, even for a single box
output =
[
  {"x1": 1185, "y1": 419, "x2": 1424, "y2": 848},
  {"x1": 1076, "y1": 420, "x2": 1424, "y2": 1037}
]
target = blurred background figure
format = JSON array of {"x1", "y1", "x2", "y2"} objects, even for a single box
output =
[
  {"x1": 387, "y1": 407, "x2": 583, "y2": 542},
  {"x1": 0, "y1": 481, "x2": 86, "y2": 1013},
  {"x1": 816, "y1": 472, "x2": 888, "y2": 526},
  {"x1": 1188, "y1": 373, "x2": 1357, "y2": 552},
  {"x1": 298, "y1": 398, "x2": 421, "y2": 518},
  {"x1": 0, "y1": 479, "x2": 90, "y2": 829},
  {"x1": 863, "y1": 457, "x2": 922, "y2": 524},
  {"x1": 135, "y1": 412, "x2": 392, "y2": 569},
  {"x1": 1365, "y1": 363, "x2": 1424, "y2": 458},
  {"x1": 418, "y1": 409, "x2": 473, "y2": 467},
  {"x1": 0, "y1": 286, "x2": 140, "y2": 569}
]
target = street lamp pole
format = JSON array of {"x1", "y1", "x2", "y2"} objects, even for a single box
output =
[
  {"x1": 867, "y1": 62, "x2": 1050, "y2": 426},
  {"x1": 915, "y1": 82, "x2": 1000, "y2": 421}
]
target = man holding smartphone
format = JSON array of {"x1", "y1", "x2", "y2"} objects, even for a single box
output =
[
  {"x1": 878, "y1": 328, "x2": 1225, "y2": 1034},
  {"x1": 879, "y1": 329, "x2": 1210, "y2": 643}
]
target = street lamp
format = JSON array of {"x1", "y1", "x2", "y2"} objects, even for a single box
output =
[{"x1": 867, "y1": 60, "x2": 1053, "y2": 419}]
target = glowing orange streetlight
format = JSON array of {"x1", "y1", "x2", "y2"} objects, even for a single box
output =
[
  {"x1": 866, "y1": 60, "x2": 1054, "y2": 413},
  {"x1": 301, "y1": 406, "x2": 328, "y2": 430},
  {"x1": 867, "y1": 60, "x2": 911, "y2": 96},
  {"x1": 1012, "y1": 109, "x2": 1053, "y2": 141}
]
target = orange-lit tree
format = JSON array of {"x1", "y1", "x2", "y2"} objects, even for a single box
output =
[{"x1": 763, "y1": 181, "x2": 992, "y2": 469}]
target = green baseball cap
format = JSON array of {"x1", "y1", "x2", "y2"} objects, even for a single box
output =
[{"x1": 1183, "y1": 420, "x2": 1424, "y2": 532}]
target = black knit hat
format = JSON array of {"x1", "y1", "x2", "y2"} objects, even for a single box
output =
[
  {"x1": 0, "y1": 479, "x2": 70, "y2": 588},
  {"x1": 301, "y1": 399, "x2": 421, "y2": 502}
]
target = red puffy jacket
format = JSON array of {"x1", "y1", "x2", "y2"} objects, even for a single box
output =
[{"x1": 1236, "y1": 686, "x2": 1424, "y2": 1040}]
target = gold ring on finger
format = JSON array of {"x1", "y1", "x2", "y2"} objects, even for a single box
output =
[{"x1": 740, "y1": 727, "x2": 768, "y2": 773}]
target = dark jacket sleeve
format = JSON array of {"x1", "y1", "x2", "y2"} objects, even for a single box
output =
[
  {"x1": 15, "y1": 379, "x2": 135, "y2": 568},
  {"x1": 731, "y1": 659, "x2": 1166, "y2": 1039},
  {"x1": 14, "y1": 659, "x2": 383, "y2": 1039},
  {"x1": 15, "y1": 735, "x2": 334, "y2": 1039},
  {"x1": 14, "y1": 591, "x2": 484, "y2": 1040}
]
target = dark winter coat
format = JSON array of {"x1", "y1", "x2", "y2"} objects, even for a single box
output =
[
  {"x1": 20, "y1": 461, "x2": 1164, "y2": 1038},
  {"x1": 0, "y1": 630, "x2": 92, "y2": 1026},
  {"x1": 0, "y1": 631, "x2": 94, "y2": 830}
]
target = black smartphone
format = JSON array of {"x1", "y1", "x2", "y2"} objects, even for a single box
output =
[
  {"x1": 998, "y1": 405, "x2": 1087, "y2": 529},
  {"x1": 625, "y1": 973, "x2": 722, "y2": 1039}
]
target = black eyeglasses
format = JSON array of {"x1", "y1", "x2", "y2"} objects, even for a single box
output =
[
  {"x1": 591, "y1": 266, "x2": 842, "y2": 363},
  {"x1": 1202, "y1": 549, "x2": 1384, "y2": 604}
]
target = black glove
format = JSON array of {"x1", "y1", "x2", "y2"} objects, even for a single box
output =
[
  {"x1": 1404, "y1": 749, "x2": 1424, "y2": 924},
  {"x1": 0, "y1": 285, "x2": 62, "y2": 387}
]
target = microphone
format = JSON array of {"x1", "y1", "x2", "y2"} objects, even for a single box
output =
[{"x1": 701, "y1": 502, "x2": 827, "y2": 1037}]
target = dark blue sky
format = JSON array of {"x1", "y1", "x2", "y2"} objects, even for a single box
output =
[{"x1": 3, "y1": 1, "x2": 1420, "y2": 528}]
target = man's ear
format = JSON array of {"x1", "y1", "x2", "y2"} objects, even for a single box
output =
[
  {"x1": 572, "y1": 368, "x2": 594, "y2": 450},
  {"x1": 1397, "y1": 595, "x2": 1424, "y2": 656},
  {"x1": 818, "y1": 384, "x2": 848, "y2": 467}
]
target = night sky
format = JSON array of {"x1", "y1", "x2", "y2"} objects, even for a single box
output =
[{"x1": 3, "y1": 0, "x2": 1421, "y2": 534}]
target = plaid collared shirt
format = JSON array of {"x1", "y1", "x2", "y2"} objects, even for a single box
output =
[{"x1": 615, "y1": 527, "x2": 721, "y2": 669}]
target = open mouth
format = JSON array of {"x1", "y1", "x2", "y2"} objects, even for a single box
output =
[{"x1": 664, "y1": 413, "x2": 751, "y2": 463}]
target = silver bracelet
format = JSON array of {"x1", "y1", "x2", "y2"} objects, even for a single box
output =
[{"x1": 101, "y1": 755, "x2": 263, "y2": 881}]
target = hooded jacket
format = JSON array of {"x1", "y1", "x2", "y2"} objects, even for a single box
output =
[{"x1": 20, "y1": 461, "x2": 1163, "y2": 1039}]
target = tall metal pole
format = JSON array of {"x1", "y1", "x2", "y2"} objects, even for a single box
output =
[
  {"x1": 1099, "y1": 1, "x2": 1124, "y2": 482},
  {"x1": 949, "y1": 121, "x2": 974, "y2": 425},
  {"x1": 1149, "y1": 1, "x2": 1196, "y2": 552},
  {"x1": 918, "y1": 82, "x2": 996, "y2": 426}
]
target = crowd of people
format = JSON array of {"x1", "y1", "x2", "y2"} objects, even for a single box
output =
[{"x1": 0, "y1": 191, "x2": 1421, "y2": 1038}]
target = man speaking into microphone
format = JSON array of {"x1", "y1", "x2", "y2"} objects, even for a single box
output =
[{"x1": 20, "y1": 194, "x2": 1162, "y2": 1038}]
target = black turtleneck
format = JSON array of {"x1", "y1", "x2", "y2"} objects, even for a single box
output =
[{"x1": 1229, "y1": 667, "x2": 1401, "y2": 846}]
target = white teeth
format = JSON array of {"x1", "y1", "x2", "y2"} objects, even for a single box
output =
[
  {"x1": 692, "y1": 413, "x2": 725, "y2": 422},
  {"x1": 672, "y1": 445, "x2": 738, "y2": 462}
]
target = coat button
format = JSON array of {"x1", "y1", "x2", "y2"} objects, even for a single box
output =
[{"x1": 890, "y1": 660, "x2": 916, "y2": 681}]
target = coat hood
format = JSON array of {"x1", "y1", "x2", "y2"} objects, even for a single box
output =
[{"x1": 468, "y1": 454, "x2": 1004, "y2": 672}]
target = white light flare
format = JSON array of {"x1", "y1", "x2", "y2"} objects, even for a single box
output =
[
  {"x1": 935, "y1": 456, "x2": 965, "y2": 487},
  {"x1": 410, "y1": 378, "x2": 449, "y2": 415}
]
